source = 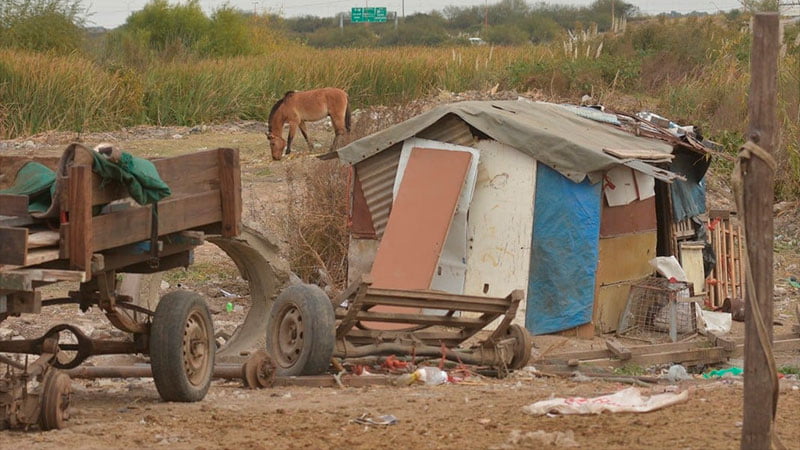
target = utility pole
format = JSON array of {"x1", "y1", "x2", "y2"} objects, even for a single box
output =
[
  {"x1": 402, "y1": 0, "x2": 404, "y2": 19},
  {"x1": 741, "y1": 12, "x2": 780, "y2": 450},
  {"x1": 484, "y1": 0, "x2": 488, "y2": 35}
]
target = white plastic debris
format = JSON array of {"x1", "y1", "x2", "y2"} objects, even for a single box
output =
[{"x1": 522, "y1": 387, "x2": 689, "y2": 416}]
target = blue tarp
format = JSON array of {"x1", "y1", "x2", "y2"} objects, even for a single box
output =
[
  {"x1": 526, "y1": 164, "x2": 601, "y2": 335},
  {"x1": 670, "y1": 149, "x2": 710, "y2": 222}
]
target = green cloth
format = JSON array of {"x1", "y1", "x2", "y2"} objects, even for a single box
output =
[
  {"x1": 91, "y1": 152, "x2": 171, "y2": 205},
  {"x1": 0, "y1": 152, "x2": 171, "y2": 213},
  {"x1": 0, "y1": 161, "x2": 56, "y2": 212}
]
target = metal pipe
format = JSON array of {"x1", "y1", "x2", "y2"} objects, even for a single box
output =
[
  {"x1": 334, "y1": 343, "x2": 507, "y2": 366},
  {"x1": 66, "y1": 364, "x2": 244, "y2": 380}
]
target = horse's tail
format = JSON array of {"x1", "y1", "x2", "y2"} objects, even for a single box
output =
[{"x1": 345, "y1": 103, "x2": 352, "y2": 132}]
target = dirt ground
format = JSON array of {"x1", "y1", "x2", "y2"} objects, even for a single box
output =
[{"x1": 2, "y1": 106, "x2": 800, "y2": 448}]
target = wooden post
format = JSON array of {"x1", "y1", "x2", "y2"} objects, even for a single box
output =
[
  {"x1": 218, "y1": 148, "x2": 241, "y2": 238},
  {"x1": 68, "y1": 165, "x2": 93, "y2": 276},
  {"x1": 741, "y1": 13, "x2": 779, "y2": 450}
]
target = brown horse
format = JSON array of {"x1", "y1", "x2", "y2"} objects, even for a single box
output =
[{"x1": 266, "y1": 88, "x2": 351, "y2": 161}]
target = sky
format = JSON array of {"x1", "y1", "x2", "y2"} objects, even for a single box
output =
[{"x1": 84, "y1": 0, "x2": 746, "y2": 29}]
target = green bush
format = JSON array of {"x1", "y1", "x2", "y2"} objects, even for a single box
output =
[{"x1": 0, "y1": 0, "x2": 86, "y2": 53}]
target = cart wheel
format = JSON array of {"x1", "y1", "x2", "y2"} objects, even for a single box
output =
[
  {"x1": 507, "y1": 324, "x2": 533, "y2": 370},
  {"x1": 40, "y1": 370, "x2": 71, "y2": 430},
  {"x1": 266, "y1": 284, "x2": 335, "y2": 376},
  {"x1": 150, "y1": 290, "x2": 215, "y2": 402}
]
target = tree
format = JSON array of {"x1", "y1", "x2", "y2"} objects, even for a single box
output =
[
  {"x1": 739, "y1": 0, "x2": 779, "y2": 11},
  {"x1": 0, "y1": 0, "x2": 87, "y2": 52}
]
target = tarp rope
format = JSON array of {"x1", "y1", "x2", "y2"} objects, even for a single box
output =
[{"x1": 731, "y1": 141, "x2": 784, "y2": 450}]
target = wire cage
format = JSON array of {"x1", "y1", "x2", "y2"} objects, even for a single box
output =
[{"x1": 616, "y1": 277, "x2": 699, "y2": 343}]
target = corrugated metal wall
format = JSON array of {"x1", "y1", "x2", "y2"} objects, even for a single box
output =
[
  {"x1": 353, "y1": 116, "x2": 476, "y2": 238},
  {"x1": 355, "y1": 143, "x2": 401, "y2": 237}
]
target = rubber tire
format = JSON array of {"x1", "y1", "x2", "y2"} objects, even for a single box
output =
[
  {"x1": 266, "y1": 284, "x2": 335, "y2": 376},
  {"x1": 150, "y1": 290, "x2": 215, "y2": 402}
]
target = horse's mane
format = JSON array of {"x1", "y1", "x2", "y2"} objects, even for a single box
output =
[{"x1": 267, "y1": 91, "x2": 296, "y2": 131}]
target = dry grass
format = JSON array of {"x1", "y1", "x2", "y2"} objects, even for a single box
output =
[{"x1": 284, "y1": 159, "x2": 349, "y2": 290}]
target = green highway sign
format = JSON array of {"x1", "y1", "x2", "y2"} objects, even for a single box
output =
[{"x1": 351, "y1": 7, "x2": 387, "y2": 23}]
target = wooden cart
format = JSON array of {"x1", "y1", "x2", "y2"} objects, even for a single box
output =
[
  {"x1": 0, "y1": 145, "x2": 241, "y2": 430},
  {"x1": 265, "y1": 275, "x2": 532, "y2": 378}
]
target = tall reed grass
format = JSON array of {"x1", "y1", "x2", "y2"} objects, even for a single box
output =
[
  {"x1": 1, "y1": 17, "x2": 799, "y2": 197},
  {"x1": 0, "y1": 49, "x2": 143, "y2": 138}
]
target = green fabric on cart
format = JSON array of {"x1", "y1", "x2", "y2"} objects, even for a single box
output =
[
  {"x1": 91, "y1": 152, "x2": 171, "y2": 205},
  {"x1": 0, "y1": 161, "x2": 56, "y2": 212},
  {"x1": 0, "y1": 152, "x2": 171, "y2": 213}
]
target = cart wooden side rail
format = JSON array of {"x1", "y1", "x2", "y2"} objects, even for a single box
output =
[{"x1": 330, "y1": 275, "x2": 531, "y2": 371}]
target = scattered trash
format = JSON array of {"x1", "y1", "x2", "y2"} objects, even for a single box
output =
[
  {"x1": 788, "y1": 276, "x2": 800, "y2": 289},
  {"x1": 225, "y1": 302, "x2": 234, "y2": 313},
  {"x1": 407, "y1": 367, "x2": 448, "y2": 385},
  {"x1": 492, "y1": 429, "x2": 579, "y2": 449},
  {"x1": 665, "y1": 364, "x2": 693, "y2": 383},
  {"x1": 381, "y1": 355, "x2": 409, "y2": 371},
  {"x1": 522, "y1": 387, "x2": 689, "y2": 416},
  {"x1": 350, "y1": 413, "x2": 398, "y2": 426},
  {"x1": 700, "y1": 310, "x2": 732, "y2": 334},
  {"x1": 219, "y1": 288, "x2": 238, "y2": 298},
  {"x1": 703, "y1": 367, "x2": 743, "y2": 379}
]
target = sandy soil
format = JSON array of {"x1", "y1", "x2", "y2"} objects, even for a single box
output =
[{"x1": 2, "y1": 108, "x2": 800, "y2": 448}]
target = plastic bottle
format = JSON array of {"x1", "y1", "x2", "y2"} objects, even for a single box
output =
[
  {"x1": 412, "y1": 367, "x2": 448, "y2": 385},
  {"x1": 225, "y1": 302, "x2": 234, "y2": 313}
]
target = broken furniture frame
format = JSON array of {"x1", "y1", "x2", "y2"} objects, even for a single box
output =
[
  {"x1": 0, "y1": 146, "x2": 241, "y2": 429},
  {"x1": 331, "y1": 275, "x2": 532, "y2": 373}
]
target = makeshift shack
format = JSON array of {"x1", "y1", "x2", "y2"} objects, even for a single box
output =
[{"x1": 334, "y1": 100, "x2": 712, "y2": 336}]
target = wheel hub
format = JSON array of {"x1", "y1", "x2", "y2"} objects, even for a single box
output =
[
  {"x1": 183, "y1": 311, "x2": 211, "y2": 386},
  {"x1": 276, "y1": 305, "x2": 305, "y2": 367}
]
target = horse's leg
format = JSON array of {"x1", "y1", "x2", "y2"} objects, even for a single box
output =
[
  {"x1": 329, "y1": 113, "x2": 346, "y2": 151},
  {"x1": 298, "y1": 121, "x2": 313, "y2": 152},
  {"x1": 286, "y1": 122, "x2": 297, "y2": 155}
]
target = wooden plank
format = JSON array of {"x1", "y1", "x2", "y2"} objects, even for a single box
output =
[
  {"x1": 0, "y1": 194, "x2": 30, "y2": 217},
  {"x1": 218, "y1": 148, "x2": 241, "y2": 237},
  {"x1": 366, "y1": 288, "x2": 511, "y2": 307},
  {"x1": 603, "y1": 148, "x2": 675, "y2": 161},
  {"x1": 0, "y1": 271, "x2": 32, "y2": 291},
  {"x1": 350, "y1": 311, "x2": 487, "y2": 328},
  {"x1": 62, "y1": 190, "x2": 222, "y2": 253},
  {"x1": 0, "y1": 215, "x2": 35, "y2": 228},
  {"x1": 0, "y1": 226, "x2": 28, "y2": 265},
  {"x1": 68, "y1": 165, "x2": 93, "y2": 271},
  {"x1": 606, "y1": 339, "x2": 632, "y2": 361},
  {"x1": 5, "y1": 268, "x2": 86, "y2": 283},
  {"x1": 152, "y1": 148, "x2": 221, "y2": 196},
  {"x1": 25, "y1": 248, "x2": 61, "y2": 266},
  {"x1": 27, "y1": 231, "x2": 60, "y2": 248},
  {"x1": 600, "y1": 197, "x2": 657, "y2": 237},
  {"x1": 596, "y1": 232, "x2": 657, "y2": 284}
]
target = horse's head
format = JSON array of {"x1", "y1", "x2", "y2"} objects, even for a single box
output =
[{"x1": 266, "y1": 132, "x2": 286, "y2": 161}]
